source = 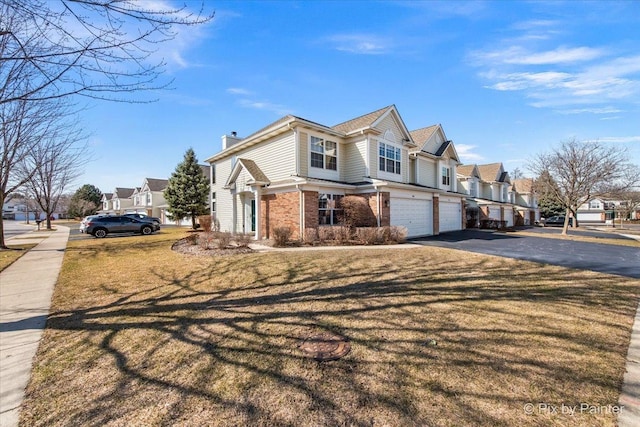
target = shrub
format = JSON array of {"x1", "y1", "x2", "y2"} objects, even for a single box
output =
[
  {"x1": 304, "y1": 228, "x2": 318, "y2": 245},
  {"x1": 378, "y1": 226, "x2": 392, "y2": 243},
  {"x1": 198, "y1": 215, "x2": 213, "y2": 232},
  {"x1": 234, "y1": 233, "x2": 252, "y2": 248},
  {"x1": 198, "y1": 231, "x2": 216, "y2": 249},
  {"x1": 317, "y1": 227, "x2": 334, "y2": 242},
  {"x1": 355, "y1": 227, "x2": 380, "y2": 245},
  {"x1": 339, "y1": 195, "x2": 376, "y2": 228},
  {"x1": 273, "y1": 226, "x2": 292, "y2": 247},
  {"x1": 215, "y1": 231, "x2": 232, "y2": 249},
  {"x1": 185, "y1": 233, "x2": 198, "y2": 246},
  {"x1": 334, "y1": 226, "x2": 351, "y2": 244},
  {"x1": 390, "y1": 226, "x2": 408, "y2": 243}
]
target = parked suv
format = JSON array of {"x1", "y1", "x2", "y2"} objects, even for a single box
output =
[
  {"x1": 543, "y1": 215, "x2": 573, "y2": 227},
  {"x1": 84, "y1": 215, "x2": 160, "y2": 238},
  {"x1": 123, "y1": 213, "x2": 161, "y2": 225}
]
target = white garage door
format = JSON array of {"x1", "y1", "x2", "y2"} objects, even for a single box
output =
[
  {"x1": 504, "y1": 208, "x2": 514, "y2": 227},
  {"x1": 390, "y1": 198, "x2": 432, "y2": 237},
  {"x1": 578, "y1": 212, "x2": 602, "y2": 222},
  {"x1": 439, "y1": 201, "x2": 462, "y2": 232}
]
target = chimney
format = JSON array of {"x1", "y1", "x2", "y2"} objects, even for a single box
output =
[{"x1": 222, "y1": 131, "x2": 242, "y2": 149}]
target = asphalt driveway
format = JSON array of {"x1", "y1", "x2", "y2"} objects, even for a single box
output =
[{"x1": 412, "y1": 229, "x2": 640, "y2": 279}]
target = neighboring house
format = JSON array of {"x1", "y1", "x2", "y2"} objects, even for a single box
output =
[
  {"x1": 511, "y1": 178, "x2": 539, "y2": 225},
  {"x1": 457, "y1": 162, "x2": 533, "y2": 227},
  {"x1": 577, "y1": 198, "x2": 606, "y2": 223},
  {"x1": 206, "y1": 105, "x2": 466, "y2": 239},
  {"x1": 99, "y1": 193, "x2": 113, "y2": 213},
  {"x1": 109, "y1": 187, "x2": 136, "y2": 214},
  {"x1": 2, "y1": 195, "x2": 63, "y2": 220},
  {"x1": 129, "y1": 178, "x2": 169, "y2": 219}
]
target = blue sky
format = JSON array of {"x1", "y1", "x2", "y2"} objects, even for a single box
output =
[{"x1": 80, "y1": 0, "x2": 640, "y2": 194}]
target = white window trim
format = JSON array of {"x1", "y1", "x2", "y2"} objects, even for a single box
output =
[
  {"x1": 378, "y1": 141, "x2": 402, "y2": 181},
  {"x1": 308, "y1": 134, "x2": 339, "y2": 180}
]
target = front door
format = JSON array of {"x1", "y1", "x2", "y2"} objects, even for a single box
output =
[{"x1": 250, "y1": 199, "x2": 256, "y2": 232}]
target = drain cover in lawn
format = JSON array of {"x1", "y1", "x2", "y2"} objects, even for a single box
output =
[{"x1": 299, "y1": 331, "x2": 351, "y2": 361}]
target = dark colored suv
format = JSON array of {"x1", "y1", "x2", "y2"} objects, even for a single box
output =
[
  {"x1": 85, "y1": 215, "x2": 160, "y2": 238},
  {"x1": 123, "y1": 213, "x2": 161, "y2": 225}
]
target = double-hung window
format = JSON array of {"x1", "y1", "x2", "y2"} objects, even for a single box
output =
[
  {"x1": 442, "y1": 167, "x2": 451, "y2": 186},
  {"x1": 211, "y1": 192, "x2": 216, "y2": 213},
  {"x1": 318, "y1": 194, "x2": 343, "y2": 225},
  {"x1": 310, "y1": 136, "x2": 337, "y2": 170},
  {"x1": 379, "y1": 143, "x2": 401, "y2": 174}
]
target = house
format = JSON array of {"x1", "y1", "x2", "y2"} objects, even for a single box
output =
[
  {"x1": 511, "y1": 178, "x2": 539, "y2": 225},
  {"x1": 129, "y1": 178, "x2": 169, "y2": 219},
  {"x1": 206, "y1": 105, "x2": 465, "y2": 239},
  {"x1": 457, "y1": 163, "x2": 537, "y2": 228},
  {"x1": 103, "y1": 187, "x2": 136, "y2": 214},
  {"x1": 576, "y1": 198, "x2": 607, "y2": 223},
  {"x1": 99, "y1": 193, "x2": 113, "y2": 213}
]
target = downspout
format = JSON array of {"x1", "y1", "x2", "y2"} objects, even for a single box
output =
[
  {"x1": 298, "y1": 184, "x2": 305, "y2": 239},
  {"x1": 376, "y1": 188, "x2": 381, "y2": 228}
]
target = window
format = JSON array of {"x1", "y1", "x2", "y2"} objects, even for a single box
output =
[
  {"x1": 146, "y1": 193, "x2": 152, "y2": 206},
  {"x1": 379, "y1": 142, "x2": 401, "y2": 174},
  {"x1": 310, "y1": 136, "x2": 337, "y2": 170},
  {"x1": 442, "y1": 167, "x2": 451, "y2": 186},
  {"x1": 469, "y1": 180, "x2": 477, "y2": 197},
  {"x1": 318, "y1": 193, "x2": 343, "y2": 225},
  {"x1": 589, "y1": 200, "x2": 601, "y2": 209},
  {"x1": 211, "y1": 192, "x2": 216, "y2": 213}
]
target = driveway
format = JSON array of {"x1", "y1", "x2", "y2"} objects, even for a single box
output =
[{"x1": 412, "y1": 229, "x2": 640, "y2": 279}]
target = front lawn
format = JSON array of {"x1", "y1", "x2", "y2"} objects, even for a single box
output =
[{"x1": 20, "y1": 228, "x2": 640, "y2": 426}]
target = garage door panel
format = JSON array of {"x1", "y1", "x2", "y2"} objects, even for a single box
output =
[
  {"x1": 390, "y1": 198, "x2": 432, "y2": 237},
  {"x1": 439, "y1": 201, "x2": 462, "y2": 232}
]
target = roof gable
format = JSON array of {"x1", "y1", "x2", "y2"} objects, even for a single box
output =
[
  {"x1": 113, "y1": 187, "x2": 135, "y2": 199},
  {"x1": 144, "y1": 178, "x2": 168, "y2": 192},
  {"x1": 457, "y1": 164, "x2": 480, "y2": 178},
  {"x1": 225, "y1": 158, "x2": 270, "y2": 188},
  {"x1": 477, "y1": 163, "x2": 505, "y2": 182},
  {"x1": 331, "y1": 105, "x2": 391, "y2": 134}
]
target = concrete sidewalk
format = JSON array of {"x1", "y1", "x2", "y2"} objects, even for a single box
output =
[{"x1": 0, "y1": 226, "x2": 70, "y2": 427}]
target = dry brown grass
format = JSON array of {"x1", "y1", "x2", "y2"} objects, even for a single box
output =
[
  {"x1": 20, "y1": 227, "x2": 640, "y2": 426},
  {"x1": 0, "y1": 244, "x2": 38, "y2": 272}
]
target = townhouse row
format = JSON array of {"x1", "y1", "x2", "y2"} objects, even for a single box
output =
[{"x1": 205, "y1": 105, "x2": 540, "y2": 239}]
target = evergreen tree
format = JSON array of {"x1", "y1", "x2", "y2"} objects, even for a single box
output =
[
  {"x1": 68, "y1": 184, "x2": 102, "y2": 217},
  {"x1": 164, "y1": 148, "x2": 210, "y2": 229}
]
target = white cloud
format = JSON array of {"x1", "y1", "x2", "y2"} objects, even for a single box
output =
[
  {"x1": 237, "y1": 99, "x2": 292, "y2": 116},
  {"x1": 455, "y1": 144, "x2": 485, "y2": 163},
  {"x1": 583, "y1": 136, "x2": 640, "y2": 144},
  {"x1": 325, "y1": 33, "x2": 391, "y2": 55},
  {"x1": 557, "y1": 106, "x2": 623, "y2": 115},
  {"x1": 227, "y1": 87, "x2": 253, "y2": 95}
]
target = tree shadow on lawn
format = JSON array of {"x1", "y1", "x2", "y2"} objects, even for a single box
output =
[{"x1": 25, "y1": 250, "x2": 640, "y2": 427}]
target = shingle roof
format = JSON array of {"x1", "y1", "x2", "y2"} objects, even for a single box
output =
[
  {"x1": 114, "y1": 187, "x2": 135, "y2": 198},
  {"x1": 457, "y1": 165, "x2": 477, "y2": 177},
  {"x1": 512, "y1": 178, "x2": 534, "y2": 193},
  {"x1": 238, "y1": 158, "x2": 269, "y2": 183},
  {"x1": 476, "y1": 163, "x2": 503, "y2": 182},
  {"x1": 331, "y1": 105, "x2": 393, "y2": 134},
  {"x1": 409, "y1": 125, "x2": 438, "y2": 146},
  {"x1": 434, "y1": 140, "x2": 451, "y2": 157},
  {"x1": 146, "y1": 178, "x2": 168, "y2": 192},
  {"x1": 102, "y1": 193, "x2": 113, "y2": 200}
]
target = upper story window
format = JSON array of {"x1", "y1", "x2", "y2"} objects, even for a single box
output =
[
  {"x1": 469, "y1": 180, "x2": 477, "y2": 197},
  {"x1": 146, "y1": 193, "x2": 152, "y2": 206},
  {"x1": 589, "y1": 200, "x2": 601, "y2": 209},
  {"x1": 442, "y1": 167, "x2": 451, "y2": 186},
  {"x1": 379, "y1": 142, "x2": 401, "y2": 175},
  {"x1": 310, "y1": 136, "x2": 337, "y2": 170},
  {"x1": 502, "y1": 186, "x2": 508, "y2": 202}
]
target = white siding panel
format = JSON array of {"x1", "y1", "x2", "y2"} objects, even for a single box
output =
[
  {"x1": 417, "y1": 158, "x2": 437, "y2": 187},
  {"x1": 212, "y1": 159, "x2": 234, "y2": 232},
  {"x1": 344, "y1": 140, "x2": 368, "y2": 182},
  {"x1": 299, "y1": 132, "x2": 308, "y2": 177},
  {"x1": 236, "y1": 132, "x2": 296, "y2": 182}
]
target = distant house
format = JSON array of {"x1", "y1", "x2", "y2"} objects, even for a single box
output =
[
  {"x1": 206, "y1": 105, "x2": 465, "y2": 239},
  {"x1": 457, "y1": 163, "x2": 538, "y2": 228}
]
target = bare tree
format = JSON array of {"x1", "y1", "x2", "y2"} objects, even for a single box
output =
[
  {"x1": 0, "y1": 95, "x2": 73, "y2": 246},
  {"x1": 25, "y1": 116, "x2": 89, "y2": 230},
  {"x1": 529, "y1": 138, "x2": 640, "y2": 235},
  {"x1": 0, "y1": 0, "x2": 213, "y2": 104}
]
